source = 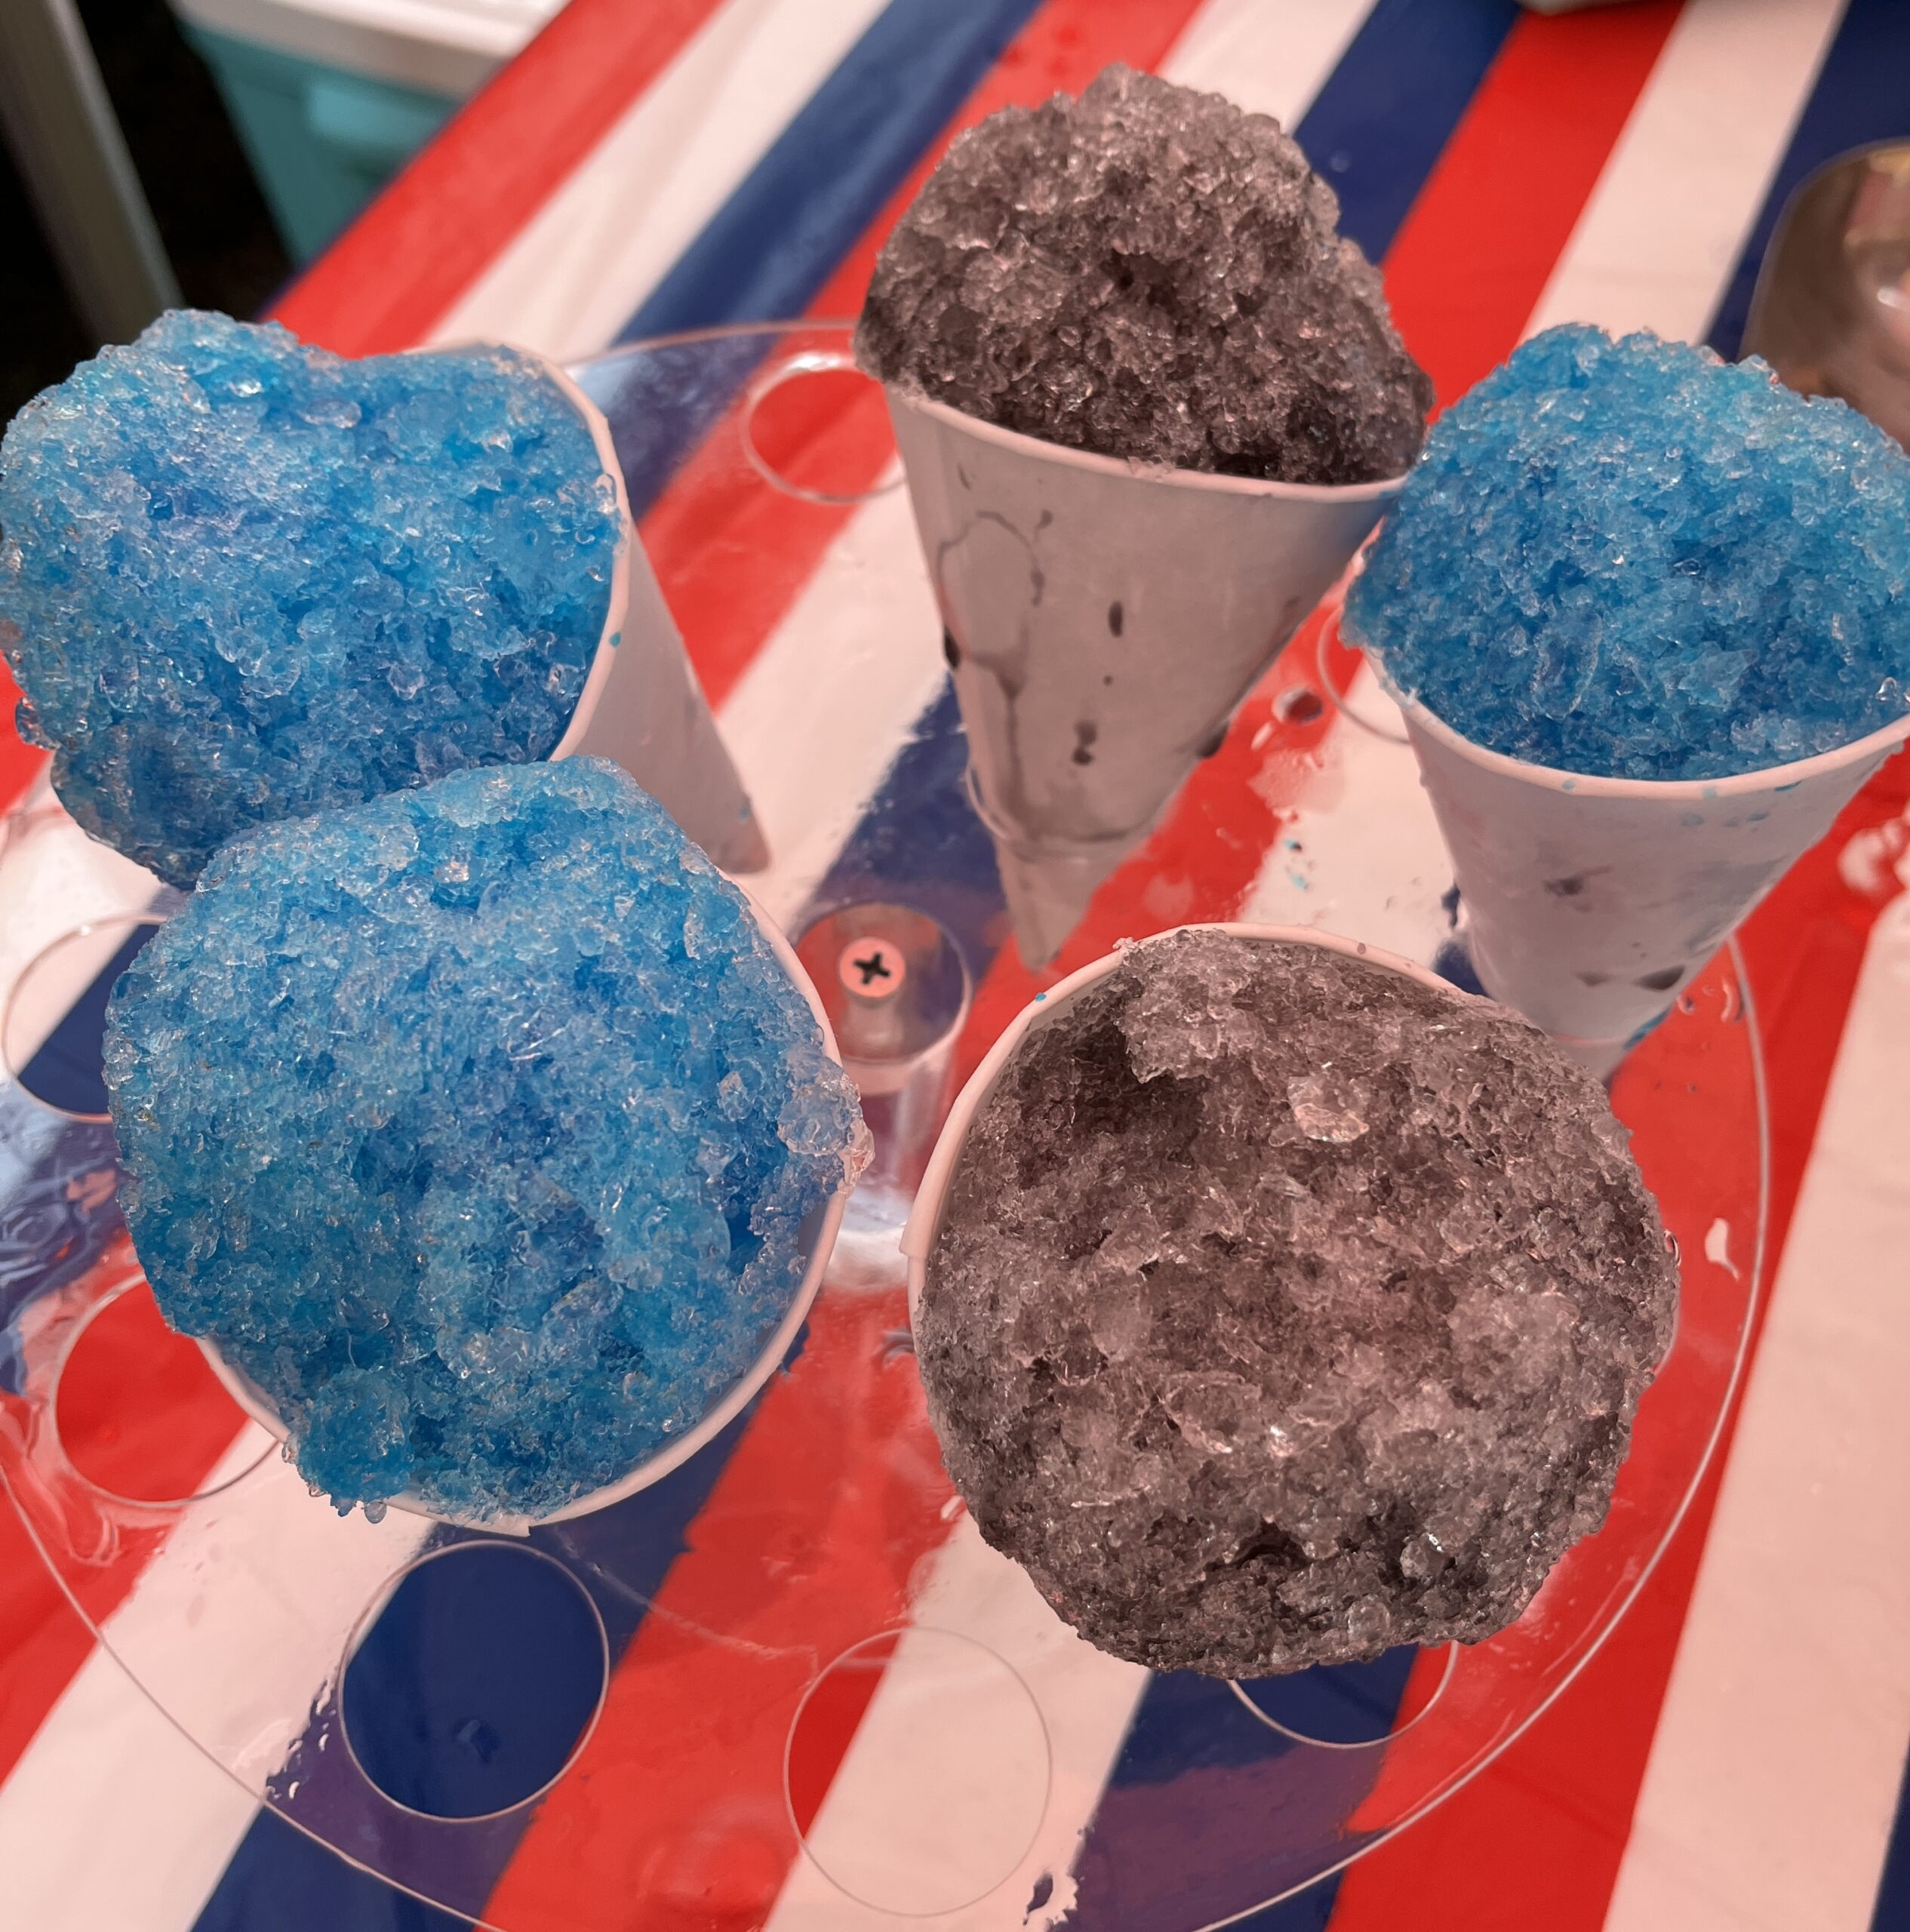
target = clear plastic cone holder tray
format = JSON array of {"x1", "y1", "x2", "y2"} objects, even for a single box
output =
[{"x1": 0, "y1": 326, "x2": 1765, "y2": 1932}]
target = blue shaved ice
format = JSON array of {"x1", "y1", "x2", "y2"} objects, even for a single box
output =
[
  {"x1": 103, "y1": 758, "x2": 864, "y2": 1522},
  {"x1": 1343, "y1": 325, "x2": 1910, "y2": 780},
  {"x1": 1, "y1": 310, "x2": 623, "y2": 888}
]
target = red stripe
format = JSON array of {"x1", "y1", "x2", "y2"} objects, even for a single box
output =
[
  {"x1": 267, "y1": 0, "x2": 728, "y2": 356},
  {"x1": 0, "y1": 1251, "x2": 246, "y2": 1783},
  {"x1": 1327, "y1": 761, "x2": 1910, "y2": 1932},
  {"x1": 1384, "y1": 0, "x2": 1683, "y2": 407},
  {"x1": 0, "y1": 657, "x2": 48, "y2": 817},
  {"x1": 1342, "y1": 936, "x2": 1764, "y2": 1833},
  {"x1": 640, "y1": 372, "x2": 897, "y2": 710},
  {"x1": 1304, "y1": 5, "x2": 1910, "y2": 1917}
]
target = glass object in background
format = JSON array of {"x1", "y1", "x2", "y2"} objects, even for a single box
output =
[{"x1": 1745, "y1": 142, "x2": 1910, "y2": 451}]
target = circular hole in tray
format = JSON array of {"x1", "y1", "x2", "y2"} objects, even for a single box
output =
[
  {"x1": 743, "y1": 352, "x2": 901, "y2": 506},
  {"x1": 786, "y1": 1626, "x2": 1050, "y2": 1917},
  {"x1": 1228, "y1": 1642, "x2": 1456, "y2": 1750},
  {"x1": 1315, "y1": 613, "x2": 1410, "y2": 746},
  {"x1": 341, "y1": 1542, "x2": 609, "y2": 1821},
  {"x1": 795, "y1": 903, "x2": 972, "y2": 1078},
  {"x1": 2, "y1": 915, "x2": 165, "y2": 1120},
  {"x1": 53, "y1": 1279, "x2": 275, "y2": 1507}
]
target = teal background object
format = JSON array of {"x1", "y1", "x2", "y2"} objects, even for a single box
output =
[{"x1": 184, "y1": 25, "x2": 455, "y2": 260}]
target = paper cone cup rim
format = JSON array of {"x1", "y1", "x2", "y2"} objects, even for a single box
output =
[
  {"x1": 197, "y1": 884, "x2": 853, "y2": 1534},
  {"x1": 888, "y1": 385, "x2": 1408, "y2": 506},
  {"x1": 414, "y1": 342, "x2": 634, "y2": 763},
  {"x1": 1367, "y1": 650, "x2": 1910, "y2": 800},
  {"x1": 900, "y1": 924, "x2": 1464, "y2": 1318}
]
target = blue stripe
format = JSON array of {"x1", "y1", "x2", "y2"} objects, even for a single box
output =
[
  {"x1": 574, "y1": 0, "x2": 1040, "y2": 520},
  {"x1": 1872, "y1": 1743, "x2": 1910, "y2": 1931},
  {"x1": 1289, "y1": 0, "x2": 1519, "y2": 263},
  {"x1": 572, "y1": 331, "x2": 770, "y2": 521},
  {"x1": 193, "y1": 1814, "x2": 469, "y2": 1932},
  {"x1": 1, "y1": 913, "x2": 171, "y2": 1391},
  {"x1": 15, "y1": 923, "x2": 158, "y2": 1118},
  {"x1": 1709, "y1": 0, "x2": 1910, "y2": 359},
  {"x1": 617, "y1": 0, "x2": 1042, "y2": 343},
  {"x1": 0, "y1": 1082, "x2": 121, "y2": 1392},
  {"x1": 1064, "y1": 1654, "x2": 1420, "y2": 1932}
]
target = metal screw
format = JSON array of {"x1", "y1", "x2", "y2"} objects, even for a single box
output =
[{"x1": 838, "y1": 938, "x2": 907, "y2": 1001}]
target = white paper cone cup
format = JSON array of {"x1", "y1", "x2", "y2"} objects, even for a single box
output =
[
  {"x1": 535, "y1": 352, "x2": 767, "y2": 875},
  {"x1": 198, "y1": 888, "x2": 854, "y2": 1534},
  {"x1": 900, "y1": 924, "x2": 1458, "y2": 1321},
  {"x1": 886, "y1": 390, "x2": 1401, "y2": 963},
  {"x1": 989, "y1": 837, "x2": 1130, "y2": 974},
  {"x1": 1386, "y1": 673, "x2": 1910, "y2": 1060},
  {"x1": 967, "y1": 764, "x2": 1163, "y2": 969}
]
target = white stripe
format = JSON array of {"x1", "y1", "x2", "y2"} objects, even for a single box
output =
[
  {"x1": 1162, "y1": 0, "x2": 1376, "y2": 128},
  {"x1": 428, "y1": 0, "x2": 891, "y2": 361},
  {"x1": 0, "y1": 1651, "x2": 255, "y2": 1932},
  {"x1": 718, "y1": 473, "x2": 946, "y2": 931},
  {"x1": 1524, "y1": 0, "x2": 1847, "y2": 346},
  {"x1": 1521, "y1": 7, "x2": 1910, "y2": 1924},
  {"x1": 764, "y1": 1515, "x2": 1149, "y2": 1932},
  {"x1": 1235, "y1": 9, "x2": 1910, "y2": 1924},
  {"x1": 1604, "y1": 869, "x2": 1910, "y2": 1932},
  {"x1": 0, "y1": 1432, "x2": 431, "y2": 1931},
  {"x1": 0, "y1": 806, "x2": 163, "y2": 1058}
]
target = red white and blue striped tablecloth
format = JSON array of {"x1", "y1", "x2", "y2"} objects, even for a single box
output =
[{"x1": 2, "y1": 2, "x2": 1909, "y2": 1927}]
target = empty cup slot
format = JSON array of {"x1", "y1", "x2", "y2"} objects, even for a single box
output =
[
  {"x1": 53, "y1": 1279, "x2": 274, "y2": 1506},
  {"x1": 743, "y1": 352, "x2": 900, "y2": 506},
  {"x1": 1229, "y1": 1642, "x2": 1454, "y2": 1749},
  {"x1": 1316, "y1": 613, "x2": 1409, "y2": 745},
  {"x1": 795, "y1": 903, "x2": 971, "y2": 1081},
  {"x1": 796, "y1": 903, "x2": 972, "y2": 1290},
  {"x1": 785, "y1": 1626, "x2": 1050, "y2": 1915},
  {"x1": 340, "y1": 1542, "x2": 609, "y2": 1820}
]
